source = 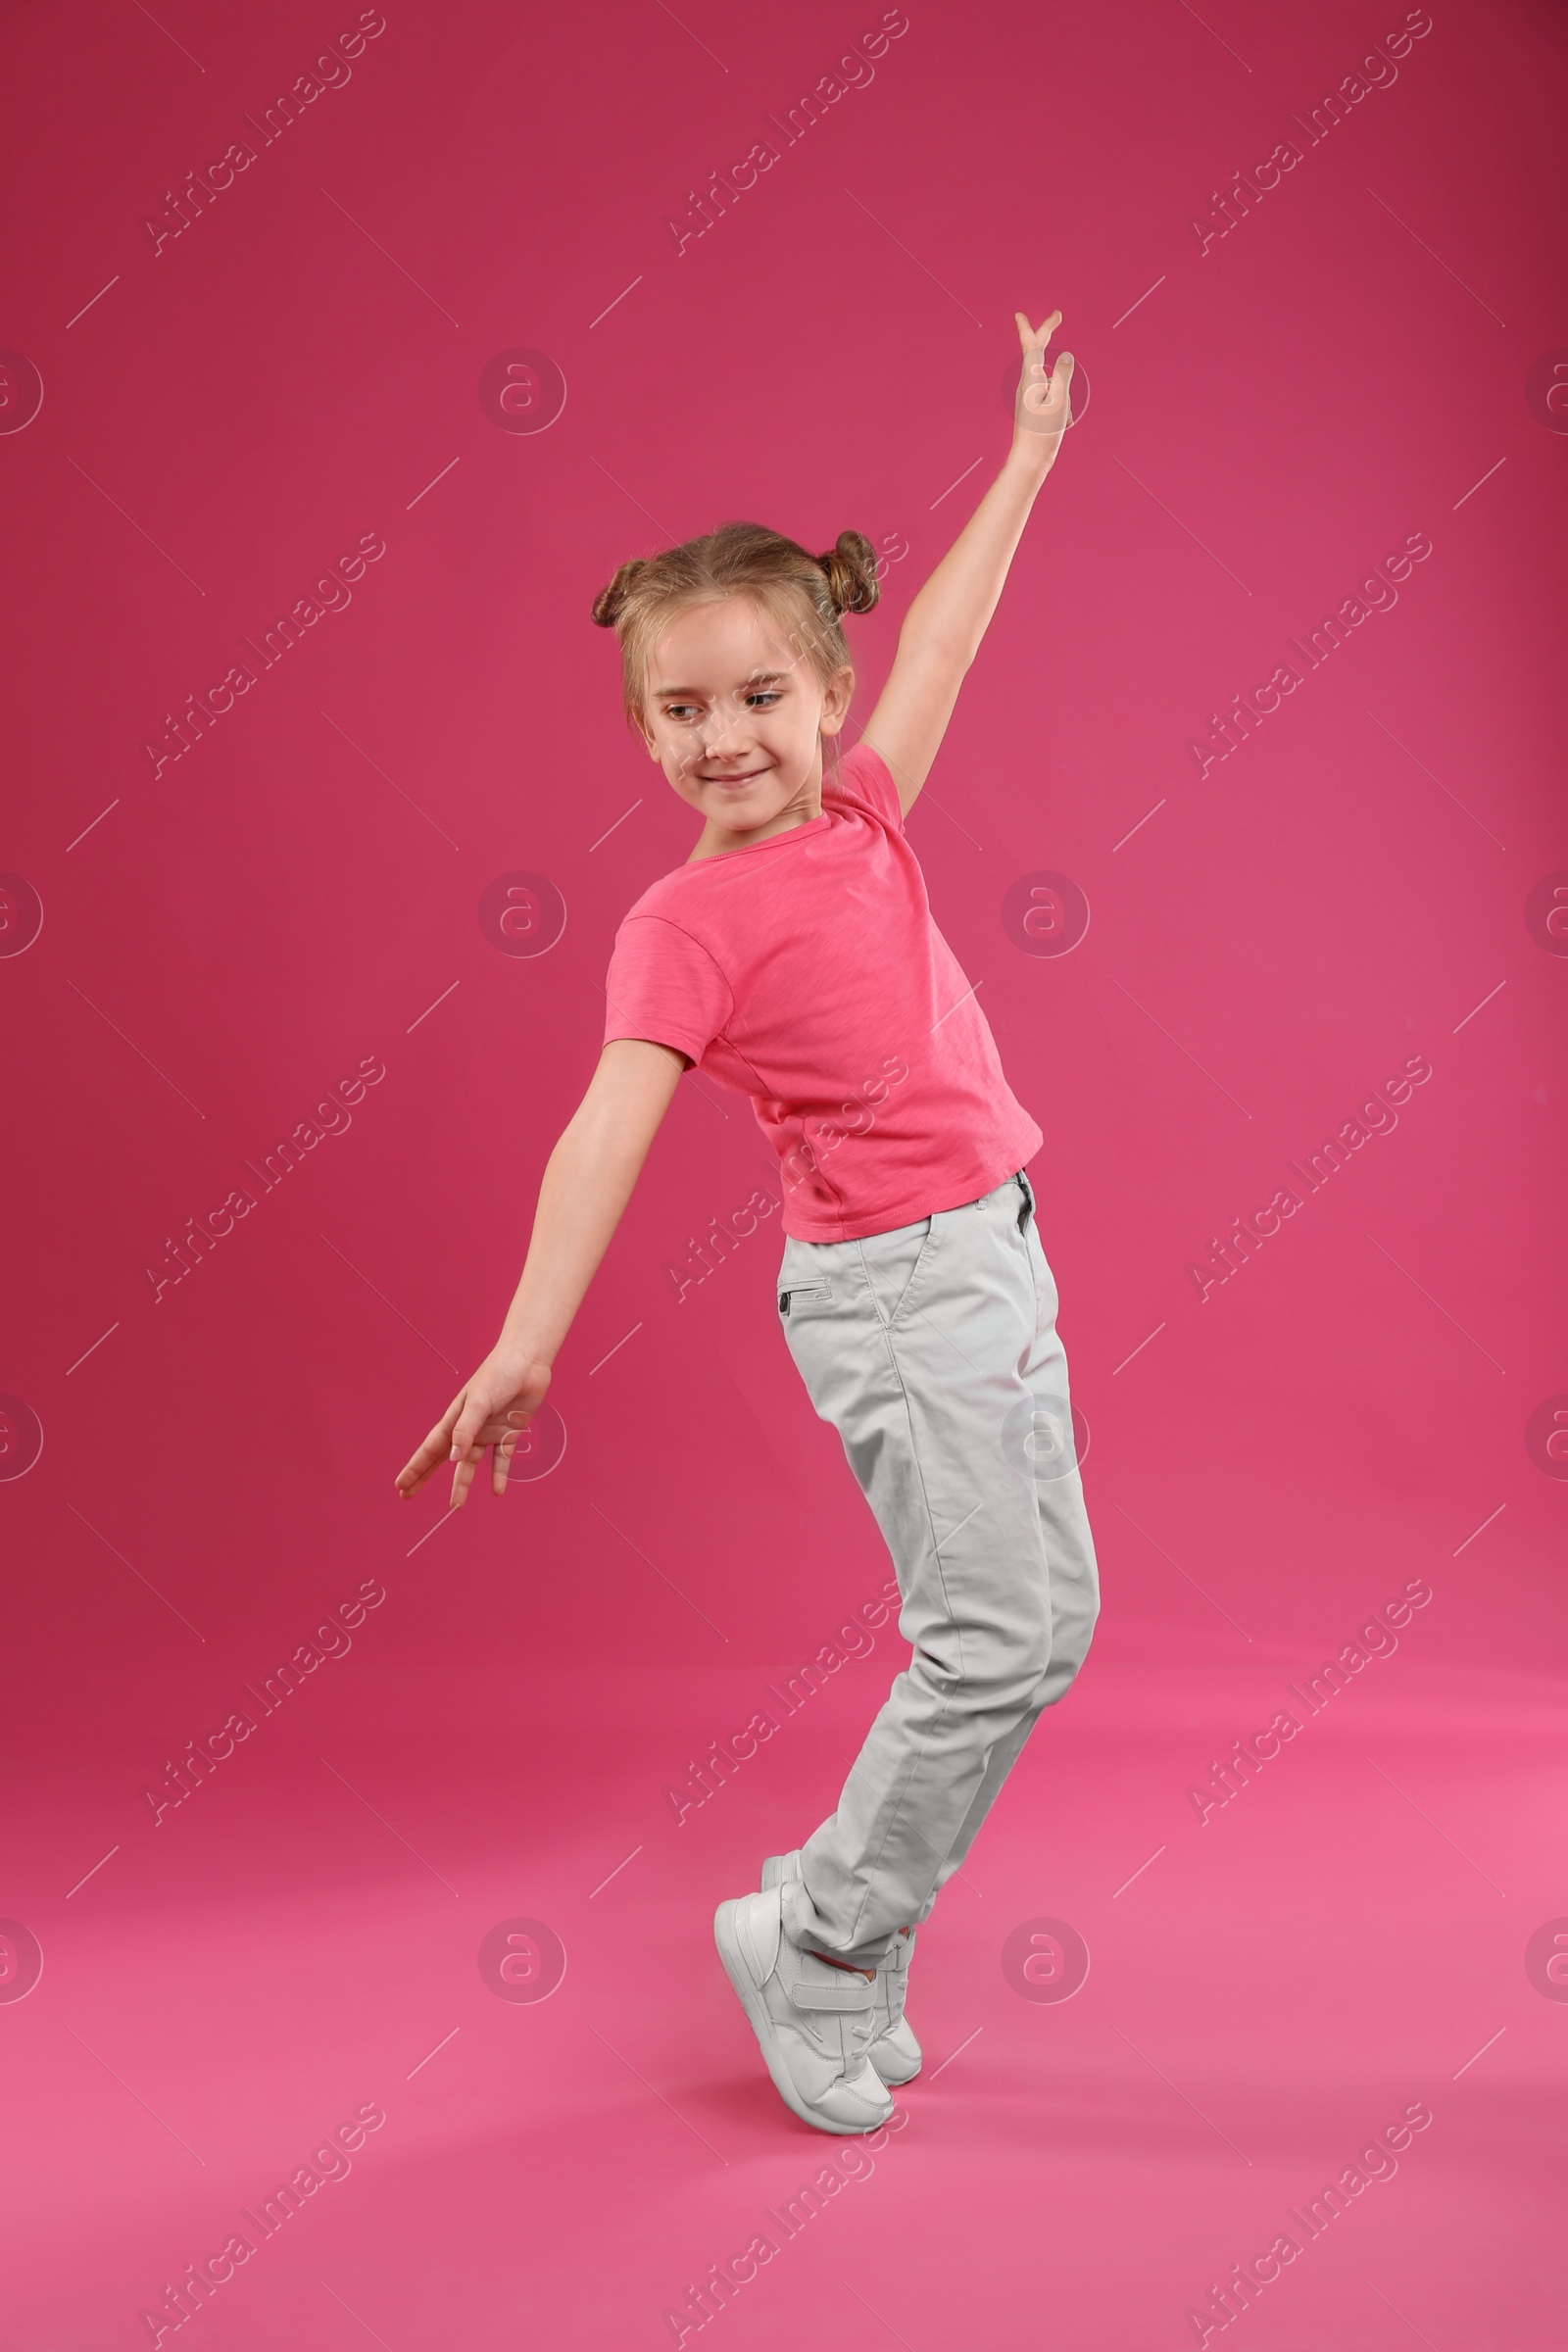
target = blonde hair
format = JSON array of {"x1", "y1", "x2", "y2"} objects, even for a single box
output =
[{"x1": 591, "y1": 521, "x2": 880, "y2": 751}]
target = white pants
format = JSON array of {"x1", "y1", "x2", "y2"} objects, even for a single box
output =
[{"x1": 774, "y1": 1171, "x2": 1101, "y2": 1970}]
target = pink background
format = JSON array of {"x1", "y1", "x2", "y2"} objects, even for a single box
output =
[{"x1": 2, "y1": 0, "x2": 1565, "y2": 2344}]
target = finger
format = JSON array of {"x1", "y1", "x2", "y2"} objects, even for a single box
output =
[
  {"x1": 396, "y1": 1405, "x2": 463, "y2": 1494},
  {"x1": 1016, "y1": 308, "x2": 1060, "y2": 358},
  {"x1": 449, "y1": 1446, "x2": 481, "y2": 1509},
  {"x1": 1018, "y1": 324, "x2": 1059, "y2": 398},
  {"x1": 449, "y1": 1390, "x2": 493, "y2": 1460},
  {"x1": 470, "y1": 1415, "x2": 526, "y2": 1446},
  {"x1": 492, "y1": 1435, "x2": 514, "y2": 1498},
  {"x1": 1026, "y1": 350, "x2": 1075, "y2": 414}
]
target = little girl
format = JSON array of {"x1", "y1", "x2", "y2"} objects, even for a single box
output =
[{"x1": 397, "y1": 311, "x2": 1101, "y2": 2135}]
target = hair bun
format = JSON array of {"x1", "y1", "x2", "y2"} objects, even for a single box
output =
[
  {"x1": 816, "y1": 529, "x2": 880, "y2": 619},
  {"x1": 591, "y1": 557, "x2": 650, "y2": 628}
]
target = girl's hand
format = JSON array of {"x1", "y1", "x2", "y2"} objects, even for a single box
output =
[
  {"x1": 1010, "y1": 309, "x2": 1074, "y2": 473},
  {"x1": 395, "y1": 1349, "x2": 553, "y2": 1509}
]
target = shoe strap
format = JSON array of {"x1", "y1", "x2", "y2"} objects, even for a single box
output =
[{"x1": 790, "y1": 1971, "x2": 875, "y2": 2013}]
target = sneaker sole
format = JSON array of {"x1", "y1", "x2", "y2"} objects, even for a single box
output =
[{"x1": 713, "y1": 1899, "x2": 888, "y2": 2136}]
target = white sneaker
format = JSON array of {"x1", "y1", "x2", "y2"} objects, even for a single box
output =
[
  {"x1": 713, "y1": 1883, "x2": 894, "y2": 2134},
  {"x1": 761, "y1": 1850, "x2": 923, "y2": 2086}
]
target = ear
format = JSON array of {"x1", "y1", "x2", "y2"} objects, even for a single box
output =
[{"x1": 817, "y1": 664, "x2": 855, "y2": 739}]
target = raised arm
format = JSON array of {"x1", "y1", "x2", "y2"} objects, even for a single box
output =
[
  {"x1": 860, "y1": 310, "x2": 1075, "y2": 816},
  {"x1": 395, "y1": 1037, "x2": 686, "y2": 1509}
]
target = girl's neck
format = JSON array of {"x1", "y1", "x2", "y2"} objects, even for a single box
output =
[
  {"x1": 686, "y1": 757, "x2": 826, "y2": 863},
  {"x1": 687, "y1": 801, "x2": 822, "y2": 863}
]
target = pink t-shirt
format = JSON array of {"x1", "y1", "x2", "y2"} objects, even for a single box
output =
[{"x1": 602, "y1": 741, "x2": 1043, "y2": 1242}]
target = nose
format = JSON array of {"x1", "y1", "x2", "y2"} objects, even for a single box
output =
[{"x1": 698, "y1": 694, "x2": 754, "y2": 767}]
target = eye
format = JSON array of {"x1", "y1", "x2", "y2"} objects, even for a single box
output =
[{"x1": 745, "y1": 690, "x2": 781, "y2": 709}]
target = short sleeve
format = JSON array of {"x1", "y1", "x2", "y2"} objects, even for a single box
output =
[
  {"x1": 827, "y1": 739, "x2": 905, "y2": 832},
  {"x1": 603, "y1": 913, "x2": 733, "y2": 1065}
]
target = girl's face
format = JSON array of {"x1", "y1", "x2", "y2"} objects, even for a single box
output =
[{"x1": 639, "y1": 595, "x2": 853, "y2": 848}]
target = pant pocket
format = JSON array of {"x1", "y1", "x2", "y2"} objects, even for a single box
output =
[
  {"x1": 1025, "y1": 1219, "x2": 1059, "y2": 1328},
  {"x1": 777, "y1": 1279, "x2": 836, "y2": 1320},
  {"x1": 858, "y1": 1215, "x2": 936, "y2": 1329},
  {"x1": 776, "y1": 1234, "x2": 838, "y2": 1319}
]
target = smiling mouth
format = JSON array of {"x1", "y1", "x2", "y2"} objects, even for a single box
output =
[{"x1": 699, "y1": 766, "x2": 768, "y2": 787}]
